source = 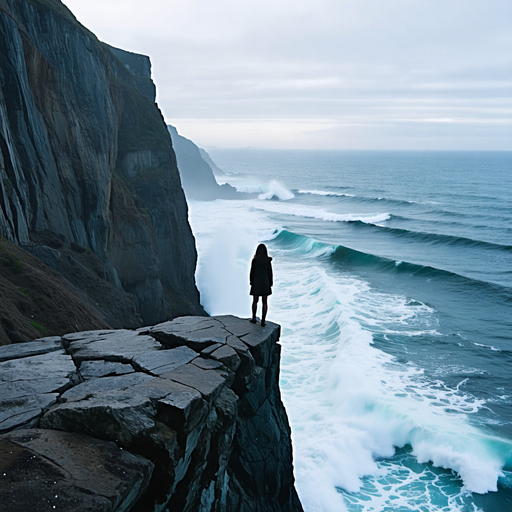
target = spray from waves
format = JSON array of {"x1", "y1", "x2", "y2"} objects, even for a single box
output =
[
  {"x1": 217, "y1": 179, "x2": 295, "y2": 200},
  {"x1": 258, "y1": 180, "x2": 295, "y2": 200},
  {"x1": 187, "y1": 199, "x2": 280, "y2": 317},
  {"x1": 253, "y1": 202, "x2": 390, "y2": 224},
  {"x1": 273, "y1": 258, "x2": 512, "y2": 511}
]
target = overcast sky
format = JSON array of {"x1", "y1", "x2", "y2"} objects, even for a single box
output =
[{"x1": 62, "y1": 0, "x2": 511, "y2": 150}]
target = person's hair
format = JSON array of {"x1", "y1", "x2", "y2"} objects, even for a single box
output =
[{"x1": 254, "y1": 243, "x2": 268, "y2": 262}]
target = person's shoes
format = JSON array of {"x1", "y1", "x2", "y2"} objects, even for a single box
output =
[
  {"x1": 261, "y1": 321, "x2": 266, "y2": 327},
  {"x1": 250, "y1": 318, "x2": 257, "y2": 323}
]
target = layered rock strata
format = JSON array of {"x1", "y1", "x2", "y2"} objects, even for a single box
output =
[
  {"x1": 0, "y1": 0, "x2": 204, "y2": 331},
  {"x1": 0, "y1": 315, "x2": 303, "y2": 511}
]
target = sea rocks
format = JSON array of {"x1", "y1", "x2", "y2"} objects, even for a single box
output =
[{"x1": 0, "y1": 316, "x2": 303, "y2": 511}]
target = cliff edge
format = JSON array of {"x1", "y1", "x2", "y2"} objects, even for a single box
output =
[{"x1": 0, "y1": 315, "x2": 303, "y2": 511}]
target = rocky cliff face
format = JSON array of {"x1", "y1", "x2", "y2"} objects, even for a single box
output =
[
  {"x1": 168, "y1": 125, "x2": 255, "y2": 201},
  {"x1": 0, "y1": 315, "x2": 303, "y2": 511},
  {"x1": 0, "y1": 0, "x2": 204, "y2": 333}
]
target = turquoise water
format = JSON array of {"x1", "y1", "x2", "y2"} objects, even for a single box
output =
[{"x1": 187, "y1": 150, "x2": 512, "y2": 512}]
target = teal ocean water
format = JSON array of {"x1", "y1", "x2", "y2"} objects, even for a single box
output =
[{"x1": 186, "y1": 150, "x2": 512, "y2": 512}]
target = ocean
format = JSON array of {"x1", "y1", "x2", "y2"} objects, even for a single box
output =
[{"x1": 186, "y1": 149, "x2": 512, "y2": 512}]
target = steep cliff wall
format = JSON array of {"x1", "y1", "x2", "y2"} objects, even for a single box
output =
[
  {"x1": 168, "y1": 125, "x2": 255, "y2": 201},
  {"x1": 0, "y1": 0, "x2": 204, "y2": 332}
]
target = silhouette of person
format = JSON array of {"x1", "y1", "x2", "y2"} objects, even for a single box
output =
[{"x1": 249, "y1": 243, "x2": 273, "y2": 327}]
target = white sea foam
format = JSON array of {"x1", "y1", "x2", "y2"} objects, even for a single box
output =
[
  {"x1": 187, "y1": 199, "x2": 278, "y2": 316},
  {"x1": 254, "y1": 202, "x2": 390, "y2": 224},
  {"x1": 187, "y1": 198, "x2": 511, "y2": 512},
  {"x1": 298, "y1": 189, "x2": 355, "y2": 197},
  {"x1": 274, "y1": 263, "x2": 509, "y2": 508},
  {"x1": 258, "y1": 180, "x2": 295, "y2": 200},
  {"x1": 474, "y1": 342, "x2": 501, "y2": 352}
]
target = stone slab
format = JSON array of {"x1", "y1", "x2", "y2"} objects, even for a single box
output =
[
  {"x1": 0, "y1": 338, "x2": 63, "y2": 362},
  {"x1": 67, "y1": 333, "x2": 162, "y2": 364},
  {"x1": 210, "y1": 345, "x2": 241, "y2": 372},
  {"x1": 132, "y1": 346, "x2": 198, "y2": 375},
  {"x1": 0, "y1": 394, "x2": 58, "y2": 433},
  {"x1": 40, "y1": 391, "x2": 156, "y2": 445},
  {"x1": 214, "y1": 314, "x2": 255, "y2": 338},
  {"x1": 201, "y1": 343, "x2": 222, "y2": 357},
  {"x1": 240, "y1": 321, "x2": 280, "y2": 368},
  {"x1": 226, "y1": 335, "x2": 255, "y2": 374},
  {"x1": 0, "y1": 378, "x2": 71, "y2": 399},
  {"x1": 161, "y1": 363, "x2": 227, "y2": 403},
  {"x1": 139, "y1": 380, "x2": 207, "y2": 433},
  {"x1": 0, "y1": 429, "x2": 153, "y2": 512},
  {"x1": 151, "y1": 316, "x2": 216, "y2": 332},
  {"x1": 62, "y1": 329, "x2": 123, "y2": 342},
  {"x1": 61, "y1": 373, "x2": 155, "y2": 402},
  {"x1": 147, "y1": 317, "x2": 230, "y2": 351},
  {"x1": 193, "y1": 358, "x2": 223, "y2": 370},
  {"x1": 0, "y1": 351, "x2": 76, "y2": 383},
  {"x1": 131, "y1": 376, "x2": 194, "y2": 400},
  {"x1": 79, "y1": 360, "x2": 135, "y2": 379}
]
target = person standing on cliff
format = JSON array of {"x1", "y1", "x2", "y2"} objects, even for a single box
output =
[{"x1": 249, "y1": 244, "x2": 273, "y2": 327}]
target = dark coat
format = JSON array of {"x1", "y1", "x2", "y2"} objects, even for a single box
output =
[{"x1": 250, "y1": 257, "x2": 273, "y2": 296}]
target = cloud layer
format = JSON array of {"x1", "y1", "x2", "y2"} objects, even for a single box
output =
[{"x1": 63, "y1": 0, "x2": 512, "y2": 149}]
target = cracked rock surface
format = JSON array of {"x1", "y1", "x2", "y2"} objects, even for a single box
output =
[{"x1": 0, "y1": 315, "x2": 303, "y2": 511}]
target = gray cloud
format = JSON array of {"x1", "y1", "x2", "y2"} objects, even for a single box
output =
[{"x1": 63, "y1": 0, "x2": 512, "y2": 149}]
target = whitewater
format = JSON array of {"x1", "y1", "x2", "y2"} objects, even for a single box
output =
[{"x1": 187, "y1": 149, "x2": 512, "y2": 512}]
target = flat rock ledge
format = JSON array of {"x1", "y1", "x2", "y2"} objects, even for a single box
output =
[{"x1": 0, "y1": 316, "x2": 303, "y2": 512}]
